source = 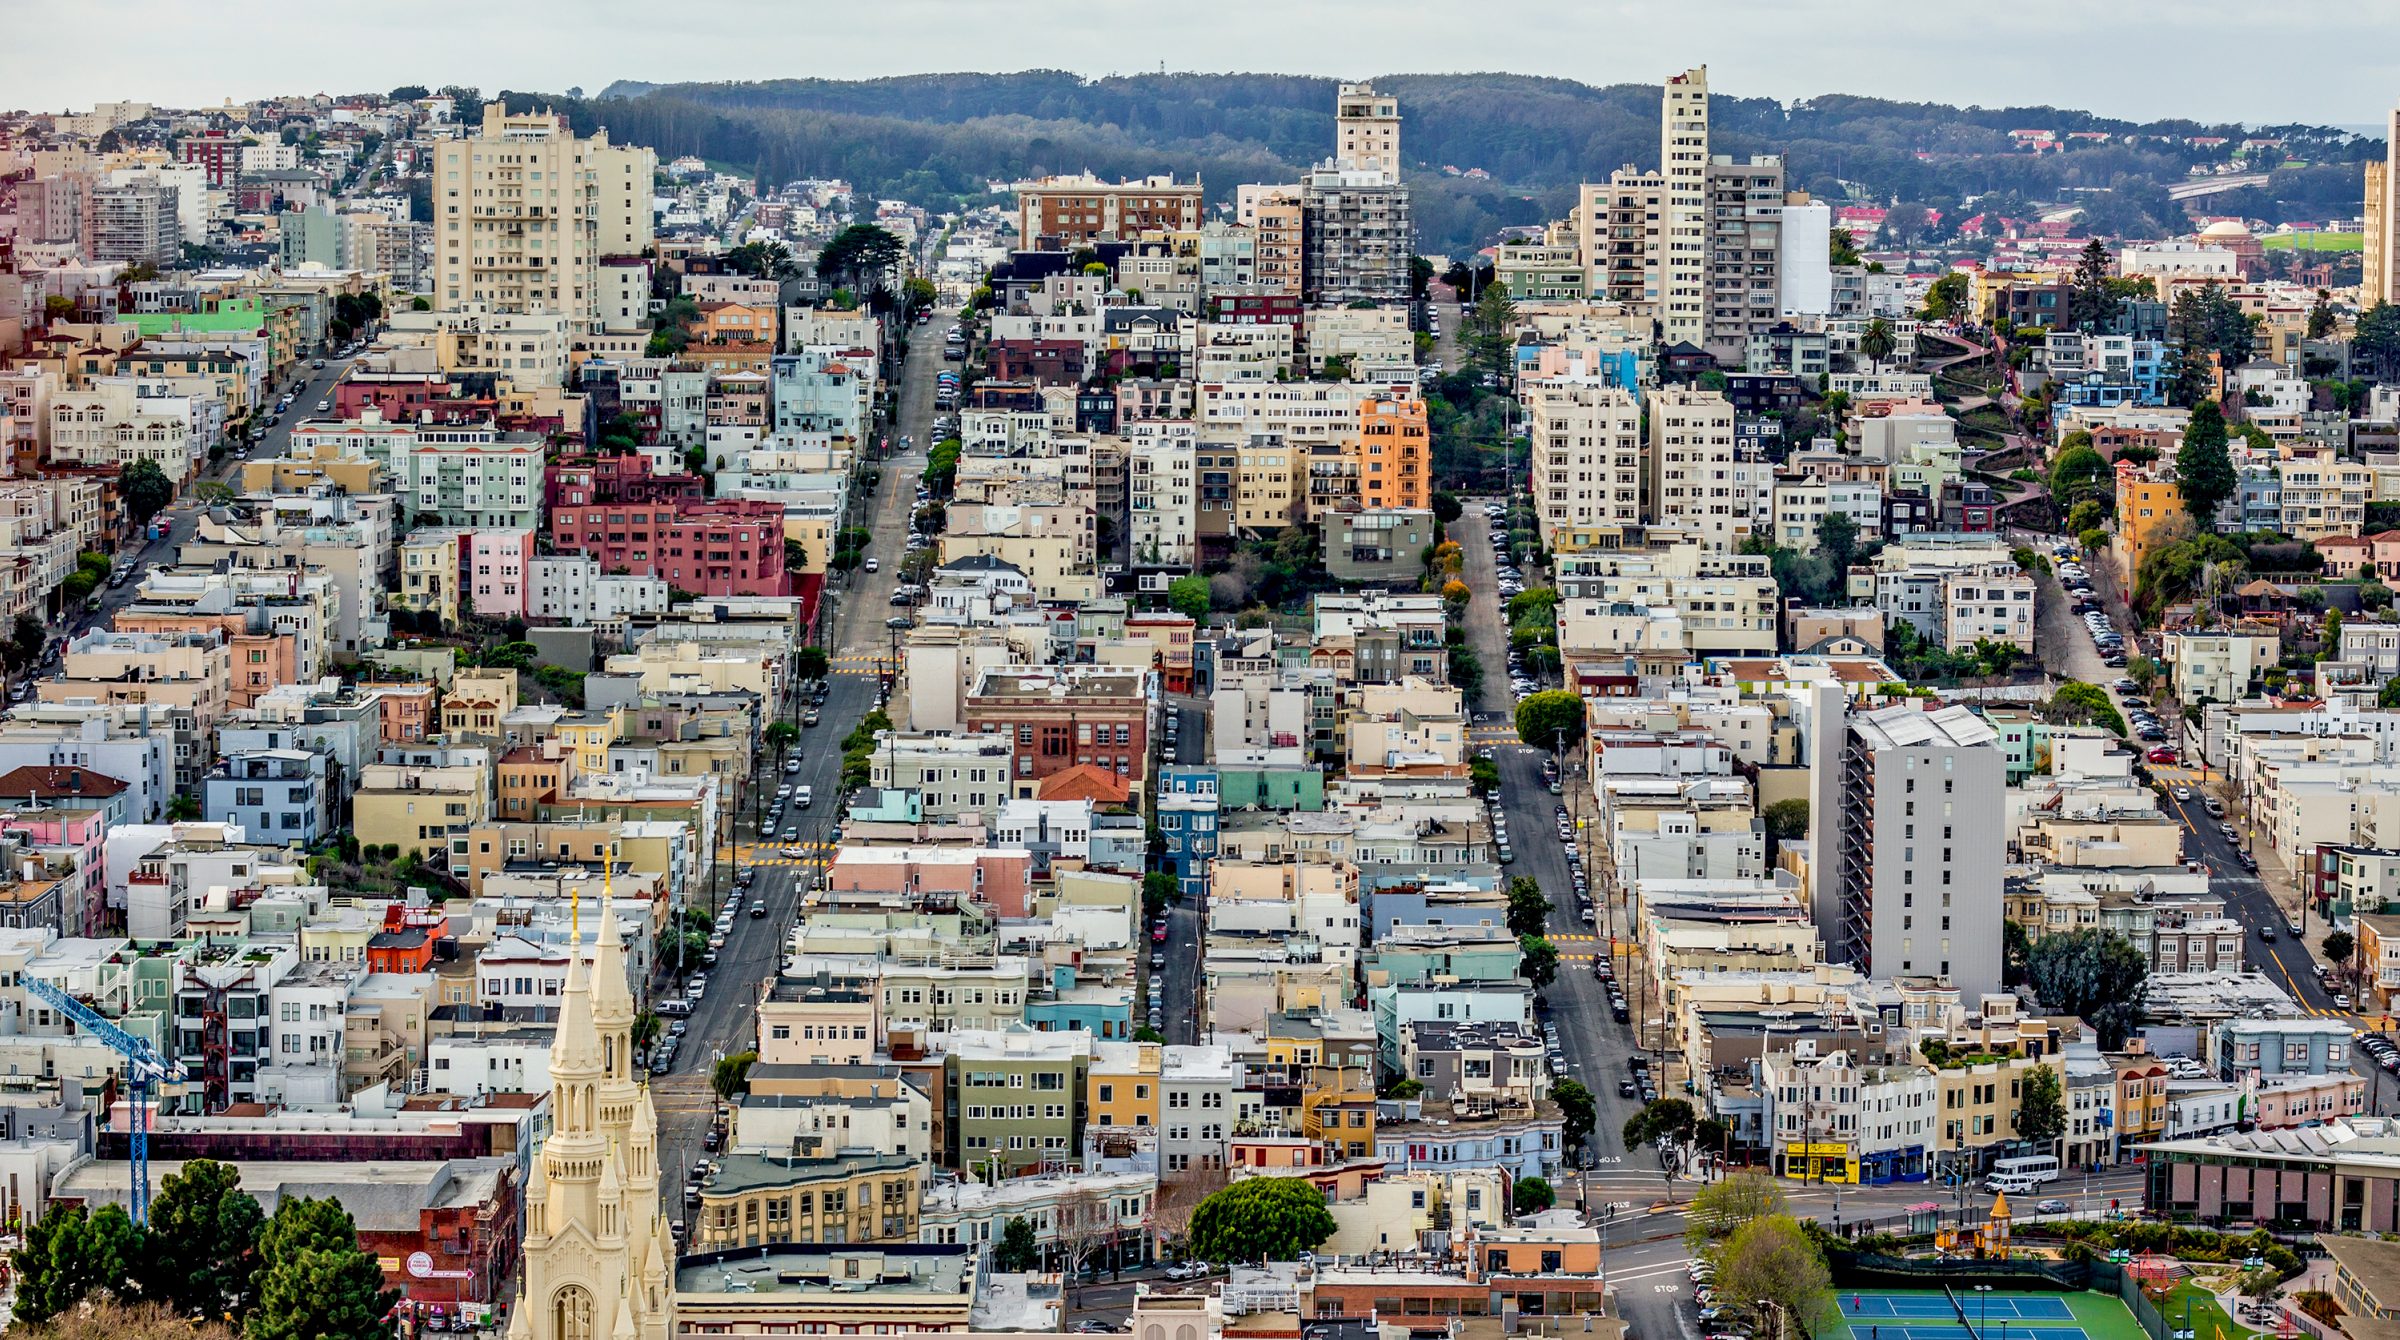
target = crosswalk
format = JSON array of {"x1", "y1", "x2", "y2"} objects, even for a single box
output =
[{"x1": 717, "y1": 842, "x2": 838, "y2": 858}]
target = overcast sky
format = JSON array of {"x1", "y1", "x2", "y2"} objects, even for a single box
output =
[{"x1": 5, "y1": 0, "x2": 2394, "y2": 129}]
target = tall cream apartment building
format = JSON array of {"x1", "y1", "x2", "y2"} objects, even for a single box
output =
[
  {"x1": 1336, "y1": 82, "x2": 1402, "y2": 178},
  {"x1": 1253, "y1": 188, "x2": 1306, "y2": 297},
  {"x1": 432, "y1": 103, "x2": 656, "y2": 336},
  {"x1": 1660, "y1": 67, "x2": 1711, "y2": 348},
  {"x1": 1572, "y1": 69, "x2": 1787, "y2": 359},
  {"x1": 2367, "y1": 103, "x2": 2400, "y2": 306},
  {"x1": 1578, "y1": 171, "x2": 1663, "y2": 316},
  {"x1": 1526, "y1": 377, "x2": 1642, "y2": 543},
  {"x1": 1647, "y1": 388, "x2": 1746, "y2": 549}
]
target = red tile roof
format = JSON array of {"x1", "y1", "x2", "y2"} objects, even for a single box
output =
[{"x1": 0, "y1": 765, "x2": 127, "y2": 799}]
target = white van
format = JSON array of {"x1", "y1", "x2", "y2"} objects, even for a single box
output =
[
  {"x1": 1986, "y1": 1173, "x2": 2041, "y2": 1195},
  {"x1": 794, "y1": 785, "x2": 813, "y2": 808}
]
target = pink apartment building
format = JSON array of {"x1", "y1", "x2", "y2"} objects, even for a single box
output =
[
  {"x1": 822, "y1": 846, "x2": 1035, "y2": 918},
  {"x1": 0, "y1": 805, "x2": 108, "y2": 935},
  {"x1": 465, "y1": 529, "x2": 536, "y2": 618}
]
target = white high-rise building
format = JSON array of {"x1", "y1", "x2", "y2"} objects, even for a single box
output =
[
  {"x1": 433, "y1": 103, "x2": 655, "y2": 334},
  {"x1": 1660, "y1": 67, "x2": 1711, "y2": 348}
]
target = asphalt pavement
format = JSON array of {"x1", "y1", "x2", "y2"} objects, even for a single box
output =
[{"x1": 648, "y1": 310, "x2": 947, "y2": 1233}]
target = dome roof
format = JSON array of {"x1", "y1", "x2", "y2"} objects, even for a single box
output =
[{"x1": 2200, "y1": 219, "x2": 2253, "y2": 238}]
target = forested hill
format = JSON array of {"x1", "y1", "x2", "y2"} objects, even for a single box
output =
[{"x1": 542, "y1": 72, "x2": 2376, "y2": 252}]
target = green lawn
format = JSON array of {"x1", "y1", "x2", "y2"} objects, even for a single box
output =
[
  {"x1": 2161, "y1": 1281, "x2": 2254, "y2": 1340},
  {"x1": 2066, "y1": 1290, "x2": 2163, "y2": 1340},
  {"x1": 2262, "y1": 232, "x2": 2362, "y2": 251}
]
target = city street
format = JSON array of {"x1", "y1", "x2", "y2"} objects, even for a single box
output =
[
  {"x1": 1160, "y1": 697, "x2": 1207, "y2": 1047},
  {"x1": 648, "y1": 308, "x2": 948, "y2": 1232}
]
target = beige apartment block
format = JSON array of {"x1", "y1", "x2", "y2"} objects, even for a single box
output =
[
  {"x1": 432, "y1": 103, "x2": 656, "y2": 333},
  {"x1": 1647, "y1": 388, "x2": 1742, "y2": 549},
  {"x1": 1525, "y1": 376, "x2": 1642, "y2": 543}
]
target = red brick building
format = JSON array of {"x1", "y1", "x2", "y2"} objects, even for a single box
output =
[
  {"x1": 545, "y1": 451, "x2": 707, "y2": 510},
  {"x1": 335, "y1": 373, "x2": 500, "y2": 427},
  {"x1": 987, "y1": 339, "x2": 1086, "y2": 386},
  {"x1": 548, "y1": 498, "x2": 790, "y2": 596},
  {"x1": 178, "y1": 132, "x2": 241, "y2": 187},
  {"x1": 964, "y1": 666, "x2": 1153, "y2": 797}
]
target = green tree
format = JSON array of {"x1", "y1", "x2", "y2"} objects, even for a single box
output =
[
  {"x1": 1143, "y1": 871, "x2": 1176, "y2": 920},
  {"x1": 11, "y1": 1202, "x2": 144, "y2": 1325},
  {"x1": 1512, "y1": 1177, "x2": 1556, "y2": 1213},
  {"x1": 815, "y1": 224, "x2": 907, "y2": 298},
  {"x1": 1514, "y1": 690, "x2": 1584, "y2": 748},
  {"x1": 765, "y1": 720, "x2": 799, "y2": 767},
  {"x1": 119, "y1": 458, "x2": 176, "y2": 529},
  {"x1": 141, "y1": 1158, "x2": 264, "y2": 1320},
  {"x1": 1762, "y1": 798, "x2": 1809, "y2": 853},
  {"x1": 2168, "y1": 287, "x2": 2257, "y2": 406},
  {"x1": 1553, "y1": 1078, "x2": 1596, "y2": 1155},
  {"x1": 2068, "y1": 238, "x2": 2122, "y2": 333},
  {"x1": 1166, "y1": 574, "x2": 1211, "y2": 622},
  {"x1": 2308, "y1": 290, "x2": 2337, "y2": 341},
  {"x1": 1430, "y1": 491, "x2": 1463, "y2": 523},
  {"x1": 990, "y1": 1216, "x2": 1040, "y2": 1271},
  {"x1": 1505, "y1": 876, "x2": 1551, "y2": 938},
  {"x1": 2049, "y1": 437, "x2": 2109, "y2": 509},
  {"x1": 1684, "y1": 1172, "x2": 1789, "y2": 1250},
  {"x1": 2358, "y1": 302, "x2": 2400, "y2": 383},
  {"x1": 2325, "y1": 929, "x2": 2357, "y2": 967},
  {"x1": 8, "y1": 612, "x2": 44, "y2": 670},
  {"x1": 245, "y1": 1197, "x2": 395, "y2": 1340},
  {"x1": 794, "y1": 646, "x2": 830, "y2": 681},
  {"x1": 1469, "y1": 755, "x2": 1500, "y2": 796},
  {"x1": 2004, "y1": 918, "x2": 2033, "y2": 987},
  {"x1": 1816, "y1": 510, "x2": 1861, "y2": 575},
  {"x1": 1921, "y1": 272, "x2": 1971, "y2": 322},
  {"x1": 2015, "y1": 1064, "x2": 2067, "y2": 1149},
  {"x1": 902, "y1": 276, "x2": 939, "y2": 316},
  {"x1": 2047, "y1": 680, "x2": 2128, "y2": 736},
  {"x1": 1186, "y1": 1178, "x2": 1337, "y2": 1264},
  {"x1": 1829, "y1": 228, "x2": 1862, "y2": 268},
  {"x1": 1715, "y1": 1215, "x2": 1833, "y2": 1335},
  {"x1": 1857, "y1": 318, "x2": 1897, "y2": 370},
  {"x1": 1518, "y1": 934, "x2": 1558, "y2": 991},
  {"x1": 712, "y1": 1050, "x2": 758, "y2": 1100},
  {"x1": 1623, "y1": 1097, "x2": 1697, "y2": 1151},
  {"x1": 2025, "y1": 929, "x2": 2151, "y2": 1048},
  {"x1": 1462, "y1": 280, "x2": 1518, "y2": 376},
  {"x1": 2177, "y1": 400, "x2": 2236, "y2": 521},
  {"x1": 633, "y1": 1010, "x2": 663, "y2": 1050}
]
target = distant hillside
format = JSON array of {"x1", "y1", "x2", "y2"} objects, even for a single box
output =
[{"x1": 550, "y1": 72, "x2": 2377, "y2": 252}]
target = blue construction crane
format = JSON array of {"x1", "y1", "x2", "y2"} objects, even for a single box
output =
[{"x1": 25, "y1": 978, "x2": 183, "y2": 1224}]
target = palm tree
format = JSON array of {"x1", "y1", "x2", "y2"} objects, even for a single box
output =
[
  {"x1": 1859, "y1": 318, "x2": 1898, "y2": 372},
  {"x1": 765, "y1": 720, "x2": 799, "y2": 771}
]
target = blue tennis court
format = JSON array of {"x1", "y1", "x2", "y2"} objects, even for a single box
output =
[
  {"x1": 1842, "y1": 1297, "x2": 2075, "y2": 1323},
  {"x1": 1828, "y1": 1288, "x2": 2138, "y2": 1340}
]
